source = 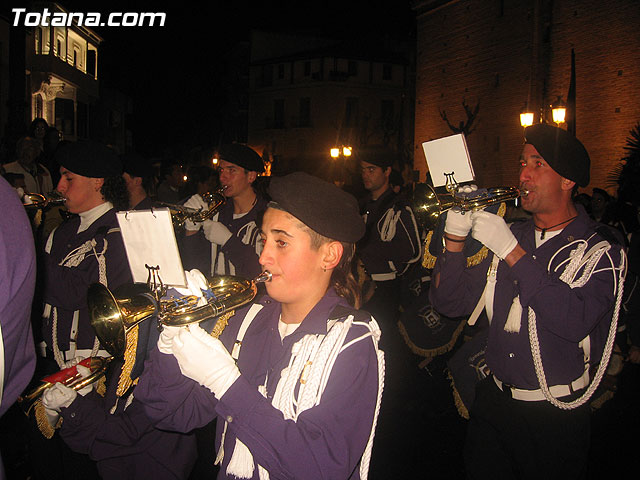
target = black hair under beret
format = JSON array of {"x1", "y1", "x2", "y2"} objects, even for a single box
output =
[
  {"x1": 268, "y1": 172, "x2": 365, "y2": 242},
  {"x1": 55, "y1": 140, "x2": 121, "y2": 178},
  {"x1": 524, "y1": 123, "x2": 590, "y2": 187},
  {"x1": 218, "y1": 144, "x2": 265, "y2": 173}
]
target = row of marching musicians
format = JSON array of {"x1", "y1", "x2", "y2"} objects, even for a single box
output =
[
  {"x1": 8, "y1": 140, "x2": 414, "y2": 480},
  {"x1": 4, "y1": 123, "x2": 627, "y2": 479}
]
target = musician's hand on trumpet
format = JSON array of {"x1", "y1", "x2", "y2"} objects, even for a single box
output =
[
  {"x1": 470, "y1": 210, "x2": 520, "y2": 262},
  {"x1": 183, "y1": 194, "x2": 209, "y2": 232},
  {"x1": 41, "y1": 364, "x2": 94, "y2": 427},
  {"x1": 172, "y1": 324, "x2": 240, "y2": 399}
]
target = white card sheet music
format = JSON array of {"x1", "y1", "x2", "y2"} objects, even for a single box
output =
[
  {"x1": 422, "y1": 133, "x2": 475, "y2": 187},
  {"x1": 116, "y1": 208, "x2": 186, "y2": 287}
]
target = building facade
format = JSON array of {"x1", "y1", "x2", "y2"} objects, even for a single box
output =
[
  {"x1": 413, "y1": 0, "x2": 640, "y2": 192},
  {"x1": 248, "y1": 30, "x2": 414, "y2": 183}
]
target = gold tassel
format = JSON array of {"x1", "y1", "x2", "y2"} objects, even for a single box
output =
[
  {"x1": 422, "y1": 230, "x2": 438, "y2": 269},
  {"x1": 210, "y1": 310, "x2": 235, "y2": 338},
  {"x1": 397, "y1": 318, "x2": 467, "y2": 358},
  {"x1": 34, "y1": 398, "x2": 57, "y2": 439},
  {"x1": 446, "y1": 370, "x2": 470, "y2": 420},
  {"x1": 116, "y1": 323, "x2": 139, "y2": 397}
]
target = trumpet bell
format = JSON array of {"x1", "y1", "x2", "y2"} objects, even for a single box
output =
[{"x1": 88, "y1": 283, "x2": 157, "y2": 357}]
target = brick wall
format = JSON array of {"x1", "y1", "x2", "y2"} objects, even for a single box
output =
[{"x1": 414, "y1": 0, "x2": 640, "y2": 194}]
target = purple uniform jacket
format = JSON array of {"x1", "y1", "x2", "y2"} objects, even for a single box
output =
[
  {"x1": 430, "y1": 206, "x2": 624, "y2": 389},
  {"x1": 136, "y1": 289, "x2": 381, "y2": 480},
  {"x1": 0, "y1": 177, "x2": 36, "y2": 417},
  {"x1": 181, "y1": 195, "x2": 267, "y2": 279},
  {"x1": 358, "y1": 189, "x2": 421, "y2": 279},
  {"x1": 58, "y1": 358, "x2": 197, "y2": 480},
  {"x1": 42, "y1": 209, "x2": 132, "y2": 353}
]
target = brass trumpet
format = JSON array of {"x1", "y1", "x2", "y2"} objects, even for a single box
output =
[
  {"x1": 18, "y1": 356, "x2": 111, "y2": 415},
  {"x1": 22, "y1": 191, "x2": 66, "y2": 209},
  {"x1": 412, "y1": 183, "x2": 525, "y2": 231},
  {"x1": 87, "y1": 271, "x2": 272, "y2": 357},
  {"x1": 159, "y1": 187, "x2": 226, "y2": 228}
]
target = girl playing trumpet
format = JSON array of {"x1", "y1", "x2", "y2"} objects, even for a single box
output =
[{"x1": 136, "y1": 172, "x2": 385, "y2": 479}]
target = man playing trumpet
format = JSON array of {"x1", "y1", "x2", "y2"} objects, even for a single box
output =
[{"x1": 430, "y1": 124, "x2": 626, "y2": 478}]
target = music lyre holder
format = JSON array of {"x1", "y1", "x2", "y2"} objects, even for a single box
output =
[
  {"x1": 443, "y1": 172, "x2": 459, "y2": 194},
  {"x1": 145, "y1": 264, "x2": 166, "y2": 304}
]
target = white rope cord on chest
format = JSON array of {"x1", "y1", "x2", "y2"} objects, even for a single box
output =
[
  {"x1": 221, "y1": 316, "x2": 385, "y2": 480},
  {"x1": 528, "y1": 237, "x2": 627, "y2": 410}
]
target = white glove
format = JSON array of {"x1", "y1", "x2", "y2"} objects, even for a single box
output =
[
  {"x1": 202, "y1": 220, "x2": 232, "y2": 246},
  {"x1": 42, "y1": 383, "x2": 77, "y2": 427},
  {"x1": 183, "y1": 194, "x2": 209, "y2": 231},
  {"x1": 444, "y1": 209, "x2": 473, "y2": 237},
  {"x1": 470, "y1": 211, "x2": 518, "y2": 260},
  {"x1": 175, "y1": 269, "x2": 209, "y2": 307},
  {"x1": 172, "y1": 324, "x2": 240, "y2": 399},
  {"x1": 157, "y1": 325, "x2": 183, "y2": 355},
  {"x1": 62, "y1": 356, "x2": 85, "y2": 369},
  {"x1": 75, "y1": 365, "x2": 94, "y2": 396},
  {"x1": 60, "y1": 358, "x2": 92, "y2": 395}
]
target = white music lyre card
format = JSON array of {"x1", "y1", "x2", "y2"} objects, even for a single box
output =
[
  {"x1": 422, "y1": 133, "x2": 475, "y2": 187},
  {"x1": 116, "y1": 208, "x2": 186, "y2": 287}
]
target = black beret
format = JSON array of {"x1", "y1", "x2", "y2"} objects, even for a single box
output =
[
  {"x1": 55, "y1": 140, "x2": 121, "y2": 178},
  {"x1": 268, "y1": 172, "x2": 365, "y2": 242},
  {"x1": 358, "y1": 146, "x2": 395, "y2": 169},
  {"x1": 218, "y1": 144, "x2": 264, "y2": 172},
  {"x1": 122, "y1": 153, "x2": 154, "y2": 179},
  {"x1": 524, "y1": 124, "x2": 590, "y2": 187}
]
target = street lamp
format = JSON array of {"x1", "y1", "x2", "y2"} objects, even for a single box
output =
[
  {"x1": 551, "y1": 96, "x2": 566, "y2": 125},
  {"x1": 330, "y1": 145, "x2": 352, "y2": 158},
  {"x1": 520, "y1": 103, "x2": 535, "y2": 127}
]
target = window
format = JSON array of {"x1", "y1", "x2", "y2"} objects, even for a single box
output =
[
  {"x1": 299, "y1": 98, "x2": 310, "y2": 127},
  {"x1": 56, "y1": 38, "x2": 62, "y2": 58},
  {"x1": 73, "y1": 47, "x2": 79, "y2": 67},
  {"x1": 278, "y1": 64, "x2": 285, "y2": 80},
  {"x1": 383, "y1": 64, "x2": 392, "y2": 81},
  {"x1": 345, "y1": 97, "x2": 359, "y2": 127},
  {"x1": 304, "y1": 61, "x2": 311, "y2": 77},
  {"x1": 348, "y1": 60, "x2": 358, "y2": 76},
  {"x1": 34, "y1": 95, "x2": 44, "y2": 119},
  {"x1": 87, "y1": 50, "x2": 97, "y2": 78},
  {"x1": 273, "y1": 99, "x2": 284, "y2": 128}
]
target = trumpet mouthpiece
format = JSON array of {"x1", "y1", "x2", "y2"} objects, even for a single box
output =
[{"x1": 255, "y1": 271, "x2": 272, "y2": 283}]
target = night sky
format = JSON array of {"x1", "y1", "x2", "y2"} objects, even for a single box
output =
[{"x1": 50, "y1": 1, "x2": 416, "y2": 158}]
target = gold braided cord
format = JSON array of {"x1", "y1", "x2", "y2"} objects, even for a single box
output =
[
  {"x1": 422, "y1": 230, "x2": 438, "y2": 269},
  {"x1": 116, "y1": 324, "x2": 139, "y2": 397},
  {"x1": 34, "y1": 398, "x2": 57, "y2": 439},
  {"x1": 210, "y1": 310, "x2": 235, "y2": 338},
  {"x1": 95, "y1": 375, "x2": 107, "y2": 397}
]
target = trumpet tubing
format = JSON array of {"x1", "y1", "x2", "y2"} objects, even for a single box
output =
[
  {"x1": 87, "y1": 271, "x2": 272, "y2": 357},
  {"x1": 159, "y1": 187, "x2": 226, "y2": 228},
  {"x1": 412, "y1": 184, "x2": 524, "y2": 231},
  {"x1": 18, "y1": 356, "x2": 111, "y2": 415},
  {"x1": 22, "y1": 192, "x2": 66, "y2": 209}
]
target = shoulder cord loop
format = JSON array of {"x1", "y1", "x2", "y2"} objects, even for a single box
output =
[
  {"x1": 52, "y1": 238, "x2": 108, "y2": 367},
  {"x1": 529, "y1": 237, "x2": 627, "y2": 409}
]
